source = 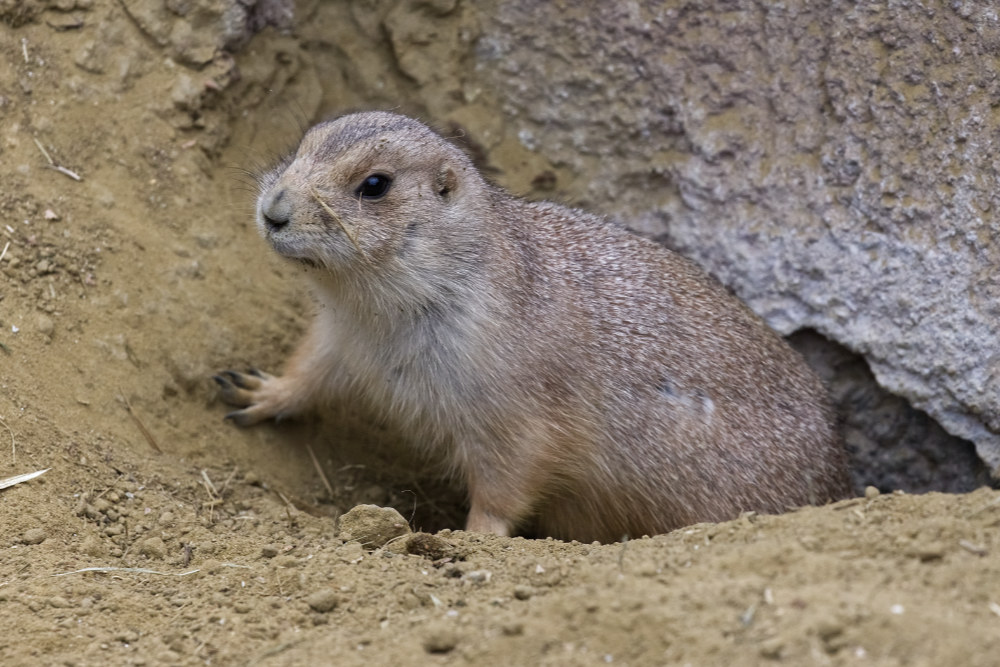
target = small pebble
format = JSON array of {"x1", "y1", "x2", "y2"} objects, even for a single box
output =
[
  {"x1": 260, "y1": 545, "x2": 279, "y2": 558},
  {"x1": 423, "y1": 625, "x2": 458, "y2": 654},
  {"x1": 36, "y1": 314, "x2": 54, "y2": 336},
  {"x1": 501, "y1": 621, "x2": 524, "y2": 636},
  {"x1": 513, "y1": 585, "x2": 534, "y2": 600},
  {"x1": 273, "y1": 555, "x2": 299, "y2": 568},
  {"x1": 305, "y1": 589, "x2": 339, "y2": 613},
  {"x1": 116, "y1": 629, "x2": 139, "y2": 644},
  {"x1": 23, "y1": 528, "x2": 47, "y2": 545},
  {"x1": 759, "y1": 636, "x2": 785, "y2": 659},
  {"x1": 139, "y1": 536, "x2": 167, "y2": 560},
  {"x1": 464, "y1": 570, "x2": 492, "y2": 584},
  {"x1": 405, "y1": 532, "x2": 454, "y2": 561},
  {"x1": 864, "y1": 486, "x2": 880, "y2": 499},
  {"x1": 337, "y1": 541, "x2": 365, "y2": 564}
]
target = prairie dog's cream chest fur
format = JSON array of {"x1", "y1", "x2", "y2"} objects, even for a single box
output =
[{"x1": 215, "y1": 111, "x2": 851, "y2": 543}]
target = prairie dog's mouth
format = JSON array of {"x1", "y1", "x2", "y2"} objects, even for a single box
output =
[{"x1": 263, "y1": 232, "x2": 319, "y2": 266}]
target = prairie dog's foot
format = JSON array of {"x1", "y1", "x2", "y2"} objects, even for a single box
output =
[{"x1": 213, "y1": 369, "x2": 298, "y2": 426}]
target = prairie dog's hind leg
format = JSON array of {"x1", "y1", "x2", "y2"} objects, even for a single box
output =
[{"x1": 465, "y1": 506, "x2": 512, "y2": 537}]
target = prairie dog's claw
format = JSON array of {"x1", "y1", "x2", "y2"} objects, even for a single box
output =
[
  {"x1": 214, "y1": 368, "x2": 295, "y2": 426},
  {"x1": 214, "y1": 371, "x2": 260, "y2": 407},
  {"x1": 224, "y1": 408, "x2": 264, "y2": 427}
]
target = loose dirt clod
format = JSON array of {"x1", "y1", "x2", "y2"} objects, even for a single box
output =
[
  {"x1": 305, "y1": 588, "x2": 339, "y2": 613},
  {"x1": 23, "y1": 527, "x2": 47, "y2": 545},
  {"x1": 139, "y1": 537, "x2": 167, "y2": 560},
  {"x1": 423, "y1": 624, "x2": 459, "y2": 654},
  {"x1": 404, "y1": 532, "x2": 456, "y2": 561},
  {"x1": 336, "y1": 504, "x2": 411, "y2": 549}
]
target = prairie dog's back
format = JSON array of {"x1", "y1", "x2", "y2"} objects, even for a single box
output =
[{"x1": 477, "y1": 199, "x2": 846, "y2": 539}]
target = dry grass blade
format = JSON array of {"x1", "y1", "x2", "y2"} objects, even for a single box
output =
[
  {"x1": 305, "y1": 442, "x2": 334, "y2": 500},
  {"x1": 201, "y1": 469, "x2": 219, "y2": 497},
  {"x1": 53, "y1": 566, "x2": 200, "y2": 577},
  {"x1": 119, "y1": 389, "x2": 163, "y2": 454},
  {"x1": 32, "y1": 137, "x2": 54, "y2": 165},
  {"x1": 0, "y1": 468, "x2": 50, "y2": 490},
  {"x1": 32, "y1": 137, "x2": 83, "y2": 181},
  {"x1": 308, "y1": 185, "x2": 368, "y2": 261},
  {"x1": 48, "y1": 164, "x2": 82, "y2": 181}
]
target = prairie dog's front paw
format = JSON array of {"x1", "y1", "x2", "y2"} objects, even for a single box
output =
[{"x1": 213, "y1": 369, "x2": 297, "y2": 426}]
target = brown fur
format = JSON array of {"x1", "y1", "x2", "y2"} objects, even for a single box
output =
[{"x1": 215, "y1": 111, "x2": 851, "y2": 543}]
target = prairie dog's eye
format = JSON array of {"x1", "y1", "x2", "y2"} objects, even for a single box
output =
[{"x1": 356, "y1": 174, "x2": 392, "y2": 200}]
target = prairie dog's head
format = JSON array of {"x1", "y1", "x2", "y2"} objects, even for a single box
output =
[{"x1": 255, "y1": 112, "x2": 484, "y2": 273}]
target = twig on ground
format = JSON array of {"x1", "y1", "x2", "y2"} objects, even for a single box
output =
[
  {"x1": 32, "y1": 137, "x2": 83, "y2": 181},
  {"x1": 48, "y1": 165, "x2": 82, "y2": 181},
  {"x1": 119, "y1": 389, "x2": 162, "y2": 454},
  {"x1": 32, "y1": 137, "x2": 54, "y2": 165},
  {"x1": 201, "y1": 470, "x2": 219, "y2": 523},
  {"x1": 219, "y1": 465, "x2": 238, "y2": 496},
  {"x1": 201, "y1": 469, "x2": 219, "y2": 497},
  {"x1": 275, "y1": 489, "x2": 299, "y2": 526},
  {"x1": 305, "y1": 443, "x2": 334, "y2": 500}
]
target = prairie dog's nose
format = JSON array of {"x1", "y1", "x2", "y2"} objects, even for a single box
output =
[{"x1": 260, "y1": 188, "x2": 291, "y2": 229}]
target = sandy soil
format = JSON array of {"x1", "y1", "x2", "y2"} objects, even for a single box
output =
[{"x1": 2, "y1": 3, "x2": 999, "y2": 665}]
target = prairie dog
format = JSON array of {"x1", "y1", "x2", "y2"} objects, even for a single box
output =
[{"x1": 215, "y1": 111, "x2": 850, "y2": 543}]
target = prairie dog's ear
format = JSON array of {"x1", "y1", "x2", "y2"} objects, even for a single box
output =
[{"x1": 436, "y1": 165, "x2": 458, "y2": 199}]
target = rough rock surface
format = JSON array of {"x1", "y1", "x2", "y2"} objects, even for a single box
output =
[{"x1": 120, "y1": 0, "x2": 294, "y2": 66}]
